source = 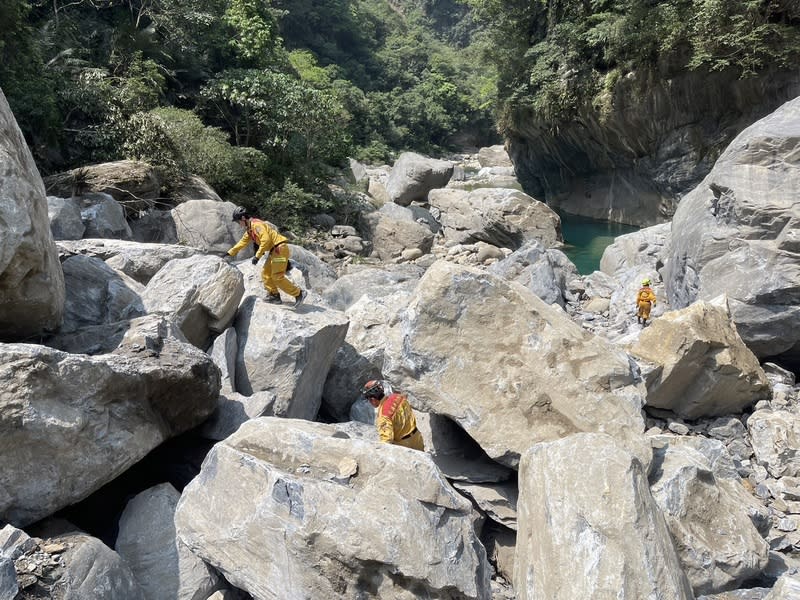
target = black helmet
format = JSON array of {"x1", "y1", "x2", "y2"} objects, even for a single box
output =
[
  {"x1": 362, "y1": 379, "x2": 384, "y2": 400},
  {"x1": 232, "y1": 206, "x2": 248, "y2": 222}
]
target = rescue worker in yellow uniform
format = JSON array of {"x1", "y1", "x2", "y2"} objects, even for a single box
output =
[
  {"x1": 636, "y1": 278, "x2": 657, "y2": 325},
  {"x1": 226, "y1": 206, "x2": 306, "y2": 307},
  {"x1": 362, "y1": 380, "x2": 424, "y2": 451}
]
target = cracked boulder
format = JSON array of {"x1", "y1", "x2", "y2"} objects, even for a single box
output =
[{"x1": 175, "y1": 417, "x2": 491, "y2": 600}]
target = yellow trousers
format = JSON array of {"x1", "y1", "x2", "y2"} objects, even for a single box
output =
[{"x1": 262, "y1": 244, "x2": 300, "y2": 297}]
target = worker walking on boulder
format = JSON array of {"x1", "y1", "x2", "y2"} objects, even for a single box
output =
[
  {"x1": 636, "y1": 278, "x2": 657, "y2": 326},
  {"x1": 362, "y1": 380, "x2": 424, "y2": 451},
  {"x1": 226, "y1": 206, "x2": 306, "y2": 307}
]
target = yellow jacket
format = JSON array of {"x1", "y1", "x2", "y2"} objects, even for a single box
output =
[
  {"x1": 375, "y1": 393, "x2": 418, "y2": 444},
  {"x1": 637, "y1": 286, "x2": 657, "y2": 307},
  {"x1": 228, "y1": 218, "x2": 287, "y2": 260}
]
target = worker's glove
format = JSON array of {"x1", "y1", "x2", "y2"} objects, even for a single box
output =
[
  {"x1": 251, "y1": 256, "x2": 259, "y2": 265},
  {"x1": 223, "y1": 254, "x2": 233, "y2": 263}
]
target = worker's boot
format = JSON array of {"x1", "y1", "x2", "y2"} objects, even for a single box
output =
[{"x1": 264, "y1": 293, "x2": 282, "y2": 304}]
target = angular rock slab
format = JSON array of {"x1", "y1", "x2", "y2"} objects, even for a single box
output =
[
  {"x1": 384, "y1": 260, "x2": 648, "y2": 468},
  {"x1": 629, "y1": 297, "x2": 770, "y2": 419},
  {"x1": 142, "y1": 255, "x2": 244, "y2": 348},
  {"x1": 385, "y1": 152, "x2": 453, "y2": 206},
  {"x1": 664, "y1": 96, "x2": 800, "y2": 360},
  {"x1": 233, "y1": 298, "x2": 349, "y2": 419},
  {"x1": 116, "y1": 483, "x2": 219, "y2": 600},
  {"x1": 649, "y1": 436, "x2": 769, "y2": 595},
  {"x1": 514, "y1": 433, "x2": 693, "y2": 600},
  {"x1": 0, "y1": 338, "x2": 219, "y2": 526},
  {"x1": 428, "y1": 187, "x2": 562, "y2": 249},
  {"x1": 176, "y1": 418, "x2": 491, "y2": 600},
  {"x1": 0, "y1": 87, "x2": 65, "y2": 339}
]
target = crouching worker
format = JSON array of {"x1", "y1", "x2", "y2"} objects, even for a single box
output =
[
  {"x1": 636, "y1": 278, "x2": 657, "y2": 325},
  {"x1": 226, "y1": 205, "x2": 306, "y2": 307},
  {"x1": 362, "y1": 380, "x2": 424, "y2": 451}
]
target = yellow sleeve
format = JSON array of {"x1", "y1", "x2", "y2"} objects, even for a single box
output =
[
  {"x1": 376, "y1": 415, "x2": 395, "y2": 443},
  {"x1": 649, "y1": 290, "x2": 657, "y2": 304},
  {"x1": 228, "y1": 230, "x2": 251, "y2": 256}
]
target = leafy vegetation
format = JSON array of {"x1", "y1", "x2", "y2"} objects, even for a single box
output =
[
  {"x1": 0, "y1": 0, "x2": 497, "y2": 232},
  {"x1": 465, "y1": 0, "x2": 800, "y2": 132}
]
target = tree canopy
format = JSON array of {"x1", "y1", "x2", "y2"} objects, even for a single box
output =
[
  {"x1": 466, "y1": 0, "x2": 800, "y2": 131},
  {"x1": 0, "y1": 0, "x2": 497, "y2": 231}
]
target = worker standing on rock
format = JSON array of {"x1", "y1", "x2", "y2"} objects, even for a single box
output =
[
  {"x1": 226, "y1": 205, "x2": 306, "y2": 307},
  {"x1": 362, "y1": 380, "x2": 424, "y2": 451},
  {"x1": 636, "y1": 278, "x2": 657, "y2": 326}
]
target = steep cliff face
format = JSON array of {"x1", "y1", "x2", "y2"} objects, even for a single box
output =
[{"x1": 507, "y1": 68, "x2": 800, "y2": 226}]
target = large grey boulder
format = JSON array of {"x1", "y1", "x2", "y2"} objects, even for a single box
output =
[
  {"x1": 600, "y1": 222, "x2": 671, "y2": 278},
  {"x1": 360, "y1": 206, "x2": 436, "y2": 261},
  {"x1": 514, "y1": 433, "x2": 693, "y2": 600},
  {"x1": 47, "y1": 196, "x2": 85, "y2": 240},
  {"x1": 320, "y1": 264, "x2": 424, "y2": 312},
  {"x1": 171, "y1": 200, "x2": 245, "y2": 255},
  {"x1": 0, "y1": 87, "x2": 65, "y2": 340},
  {"x1": 199, "y1": 390, "x2": 277, "y2": 441},
  {"x1": 748, "y1": 409, "x2": 800, "y2": 479},
  {"x1": 323, "y1": 286, "x2": 416, "y2": 421},
  {"x1": 141, "y1": 255, "x2": 244, "y2": 348},
  {"x1": 489, "y1": 240, "x2": 577, "y2": 306},
  {"x1": 628, "y1": 297, "x2": 770, "y2": 419},
  {"x1": 477, "y1": 145, "x2": 513, "y2": 168},
  {"x1": 59, "y1": 255, "x2": 146, "y2": 333},
  {"x1": 45, "y1": 313, "x2": 187, "y2": 356},
  {"x1": 175, "y1": 418, "x2": 491, "y2": 600},
  {"x1": 78, "y1": 192, "x2": 133, "y2": 239},
  {"x1": 232, "y1": 297, "x2": 349, "y2": 418},
  {"x1": 385, "y1": 152, "x2": 454, "y2": 206},
  {"x1": 0, "y1": 333, "x2": 219, "y2": 526},
  {"x1": 428, "y1": 187, "x2": 562, "y2": 249},
  {"x1": 116, "y1": 483, "x2": 219, "y2": 600},
  {"x1": 29, "y1": 527, "x2": 145, "y2": 600},
  {"x1": 648, "y1": 435, "x2": 769, "y2": 595},
  {"x1": 43, "y1": 159, "x2": 162, "y2": 216},
  {"x1": 664, "y1": 96, "x2": 800, "y2": 361},
  {"x1": 58, "y1": 238, "x2": 201, "y2": 285},
  {"x1": 169, "y1": 174, "x2": 222, "y2": 204},
  {"x1": 383, "y1": 260, "x2": 649, "y2": 468}
]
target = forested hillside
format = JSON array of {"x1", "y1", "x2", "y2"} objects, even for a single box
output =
[
  {"x1": 0, "y1": 0, "x2": 496, "y2": 230},
  {"x1": 467, "y1": 0, "x2": 800, "y2": 132},
  {"x1": 465, "y1": 0, "x2": 800, "y2": 226}
]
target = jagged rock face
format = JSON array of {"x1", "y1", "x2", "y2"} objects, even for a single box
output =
[
  {"x1": 175, "y1": 418, "x2": 492, "y2": 600},
  {"x1": 514, "y1": 433, "x2": 693, "y2": 600},
  {"x1": 383, "y1": 260, "x2": 649, "y2": 468},
  {"x1": 0, "y1": 88, "x2": 65, "y2": 340},
  {"x1": 507, "y1": 69, "x2": 800, "y2": 226},
  {"x1": 648, "y1": 435, "x2": 770, "y2": 595},
  {"x1": 663, "y1": 96, "x2": 800, "y2": 363},
  {"x1": 0, "y1": 330, "x2": 219, "y2": 526}
]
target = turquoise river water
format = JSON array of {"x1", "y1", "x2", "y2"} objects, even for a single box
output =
[{"x1": 558, "y1": 212, "x2": 639, "y2": 275}]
